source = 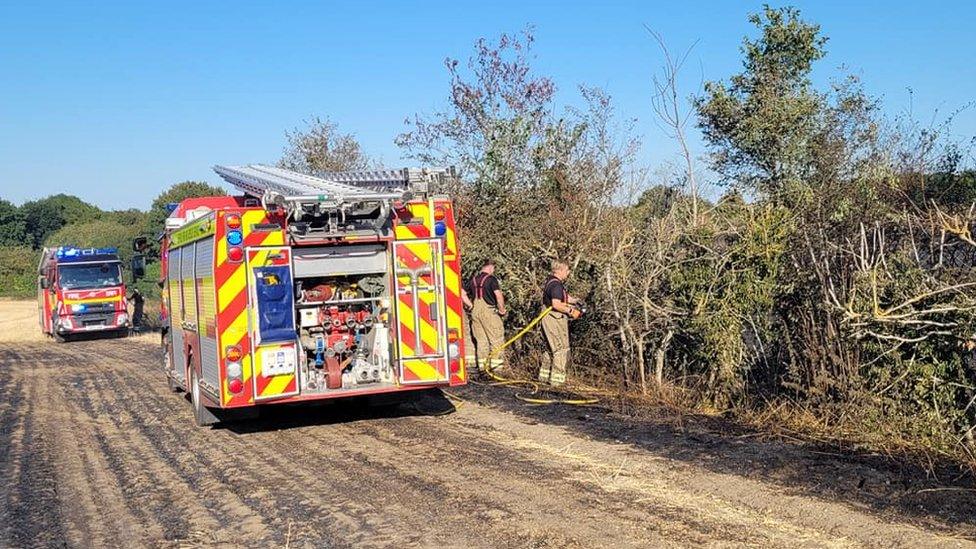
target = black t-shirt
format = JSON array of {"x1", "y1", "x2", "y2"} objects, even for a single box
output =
[
  {"x1": 464, "y1": 272, "x2": 500, "y2": 308},
  {"x1": 542, "y1": 275, "x2": 567, "y2": 307}
]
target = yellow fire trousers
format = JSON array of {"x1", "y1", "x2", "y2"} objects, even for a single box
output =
[
  {"x1": 539, "y1": 311, "x2": 569, "y2": 385},
  {"x1": 470, "y1": 299, "x2": 505, "y2": 371}
]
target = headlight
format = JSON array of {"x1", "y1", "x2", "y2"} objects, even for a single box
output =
[
  {"x1": 117, "y1": 313, "x2": 128, "y2": 325},
  {"x1": 61, "y1": 317, "x2": 74, "y2": 329}
]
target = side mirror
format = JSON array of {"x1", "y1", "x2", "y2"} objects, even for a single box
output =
[
  {"x1": 130, "y1": 254, "x2": 146, "y2": 281},
  {"x1": 132, "y1": 236, "x2": 148, "y2": 253},
  {"x1": 40, "y1": 278, "x2": 50, "y2": 290}
]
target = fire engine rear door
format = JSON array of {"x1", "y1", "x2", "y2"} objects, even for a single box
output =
[
  {"x1": 393, "y1": 239, "x2": 450, "y2": 384},
  {"x1": 245, "y1": 246, "x2": 300, "y2": 401}
]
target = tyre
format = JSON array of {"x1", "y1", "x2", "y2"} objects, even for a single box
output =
[{"x1": 52, "y1": 316, "x2": 67, "y2": 343}]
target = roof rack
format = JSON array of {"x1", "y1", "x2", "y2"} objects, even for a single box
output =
[
  {"x1": 213, "y1": 164, "x2": 456, "y2": 211},
  {"x1": 213, "y1": 164, "x2": 456, "y2": 236}
]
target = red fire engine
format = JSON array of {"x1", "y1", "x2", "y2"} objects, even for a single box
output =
[
  {"x1": 37, "y1": 247, "x2": 130, "y2": 341},
  {"x1": 133, "y1": 165, "x2": 467, "y2": 425}
]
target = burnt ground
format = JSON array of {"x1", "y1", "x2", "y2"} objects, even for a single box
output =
[{"x1": 1, "y1": 300, "x2": 975, "y2": 548}]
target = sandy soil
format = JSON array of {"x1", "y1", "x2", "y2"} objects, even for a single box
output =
[
  {"x1": 1, "y1": 299, "x2": 974, "y2": 548},
  {"x1": 0, "y1": 299, "x2": 47, "y2": 342}
]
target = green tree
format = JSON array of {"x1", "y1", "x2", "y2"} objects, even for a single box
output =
[
  {"x1": 44, "y1": 219, "x2": 143, "y2": 264},
  {"x1": 279, "y1": 117, "x2": 371, "y2": 173},
  {"x1": 0, "y1": 199, "x2": 27, "y2": 246},
  {"x1": 0, "y1": 246, "x2": 41, "y2": 298},
  {"x1": 696, "y1": 6, "x2": 827, "y2": 201},
  {"x1": 106, "y1": 208, "x2": 148, "y2": 227},
  {"x1": 21, "y1": 194, "x2": 102, "y2": 248}
]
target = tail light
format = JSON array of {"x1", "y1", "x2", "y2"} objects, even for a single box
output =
[
  {"x1": 448, "y1": 328, "x2": 461, "y2": 372},
  {"x1": 228, "y1": 378, "x2": 244, "y2": 394},
  {"x1": 228, "y1": 246, "x2": 244, "y2": 262},
  {"x1": 225, "y1": 346, "x2": 244, "y2": 394},
  {"x1": 225, "y1": 213, "x2": 242, "y2": 229},
  {"x1": 434, "y1": 206, "x2": 446, "y2": 221},
  {"x1": 225, "y1": 345, "x2": 243, "y2": 362}
]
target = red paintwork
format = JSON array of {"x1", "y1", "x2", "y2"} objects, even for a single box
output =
[{"x1": 161, "y1": 194, "x2": 466, "y2": 413}]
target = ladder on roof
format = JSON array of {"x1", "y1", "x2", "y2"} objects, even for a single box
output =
[{"x1": 212, "y1": 164, "x2": 456, "y2": 207}]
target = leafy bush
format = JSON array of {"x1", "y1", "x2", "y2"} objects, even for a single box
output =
[{"x1": 0, "y1": 246, "x2": 40, "y2": 298}]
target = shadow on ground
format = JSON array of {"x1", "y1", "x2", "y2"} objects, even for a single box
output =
[
  {"x1": 220, "y1": 388, "x2": 457, "y2": 435},
  {"x1": 453, "y1": 381, "x2": 976, "y2": 539}
]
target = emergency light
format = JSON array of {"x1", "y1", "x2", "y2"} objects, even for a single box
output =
[{"x1": 56, "y1": 247, "x2": 118, "y2": 260}]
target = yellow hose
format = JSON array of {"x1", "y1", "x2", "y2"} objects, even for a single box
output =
[{"x1": 479, "y1": 307, "x2": 599, "y2": 406}]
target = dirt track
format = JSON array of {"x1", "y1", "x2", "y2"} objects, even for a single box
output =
[{"x1": 1, "y1": 301, "x2": 975, "y2": 548}]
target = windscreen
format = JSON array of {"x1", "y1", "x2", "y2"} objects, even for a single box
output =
[{"x1": 58, "y1": 263, "x2": 122, "y2": 290}]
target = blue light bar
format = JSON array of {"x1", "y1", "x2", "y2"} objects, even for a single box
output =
[{"x1": 55, "y1": 247, "x2": 119, "y2": 261}]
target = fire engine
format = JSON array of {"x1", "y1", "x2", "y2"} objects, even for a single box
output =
[
  {"x1": 134, "y1": 164, "x2": 467, "y2": 425},
  {"x1": 37, "y1": 246, "x2": 130, "y2": 341}
]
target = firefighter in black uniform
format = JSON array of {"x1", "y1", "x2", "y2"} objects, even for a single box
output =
[
  {"x1": 462, "y1": 259, "x2": 507, "y2": 375},
  {"x1": 540, "y1": 260, "x2": 581, "y2": 386}
]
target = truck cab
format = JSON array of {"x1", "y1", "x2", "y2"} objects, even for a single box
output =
[{"x1": 38, "y1": 247, "x2": 130, "y2": 341}]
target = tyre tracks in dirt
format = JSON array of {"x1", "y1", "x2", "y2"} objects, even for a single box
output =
[{"x1": 1, "y1": 304, "x2": 975, "y2": 547}]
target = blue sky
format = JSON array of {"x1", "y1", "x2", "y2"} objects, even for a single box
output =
[{"x1": 2, "y1": 1, "x2": 974, "y2": 210}]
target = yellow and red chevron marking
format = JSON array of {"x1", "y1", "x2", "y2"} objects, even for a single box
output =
[
  {"x1": 213, "y1": 208, "x2": 287, "y2": 407},
  {"x1": 252, "y1": 342, "x2": 299, "y2": 398},
  {"x1": 438, "y1": 202, "x2": 466, "y2": 385},
  {"x1": 394, "y1": 240, "x2": 447, "y2": 383},
  {"x1": 393, "y1": 200, "x2": 467, "y2": 385}
]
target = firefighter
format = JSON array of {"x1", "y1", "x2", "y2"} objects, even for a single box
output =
[
  {"x1": 462, "y1": 259, "x2": 507, "y2": 374},
  {"x1": 539, "y1": 260, "x2": 582, "y2": 386},
  {"x1": 128, "y1": 288, "x2": 145, "y2": 331}
]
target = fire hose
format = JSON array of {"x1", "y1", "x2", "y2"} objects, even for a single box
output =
[{"x1": 479, "y1": 306, "x2": 600, "y2": 406}]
